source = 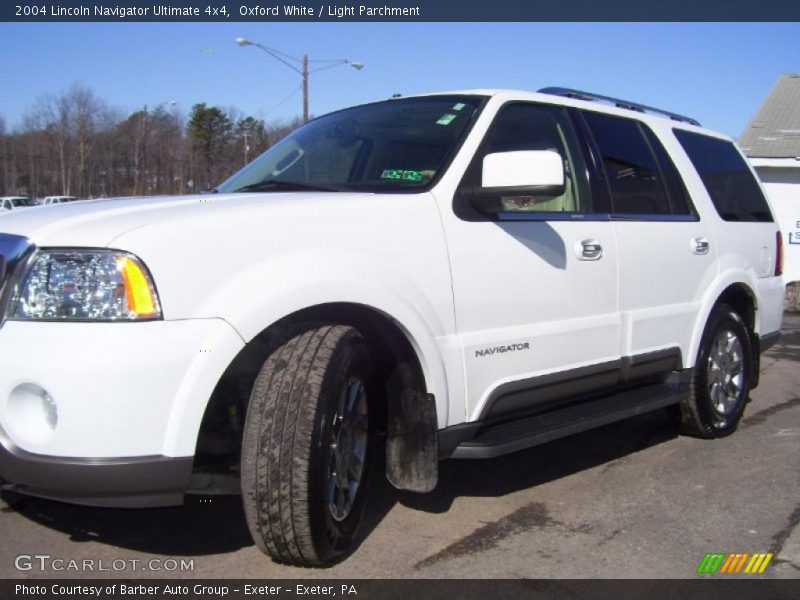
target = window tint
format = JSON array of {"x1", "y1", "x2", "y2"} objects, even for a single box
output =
[
  {"x1": 216, "y1": 96, "x2": 483, "y2": 194},
  {"x1": 673, "y1": 130, "x2": 773, "y2": 222},
  {"x1": 582, "y1": 111, "x2": 671, "y2": 215},
  {"x1": 640, "y1": 126, "x2": 694, "y2": 215},
  {"x1": 467, "y1": 103, "x2": 589, "y2": 213}
]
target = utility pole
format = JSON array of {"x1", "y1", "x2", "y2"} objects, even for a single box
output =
[
  {"x1": 141, "y1": 104, "x2": 148, "y2": 195},
  {"x1": 302, "y1": 54, "x2": 309, "y2": 123},
  {"x1": 134, "y1": 104, "x2": 147, "y2": 196},
  {"x1": 235, "y1": 38, "x2": 363, "y2": 124}
]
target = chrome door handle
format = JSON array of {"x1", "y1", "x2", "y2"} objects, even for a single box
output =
[
  {"x1": 576, "y1": 238, "x2": 603, "y2": 261},
  {"x1": 692, "y1": 237, "x2": 710, "y2": 255}
]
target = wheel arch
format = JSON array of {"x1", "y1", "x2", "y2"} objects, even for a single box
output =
[
  {"x1": 687, "y1": 276, "x2": 759, "y2": 372},
  {"x1": 186, "y1": 301, "x2": 446, "y2": 491}
]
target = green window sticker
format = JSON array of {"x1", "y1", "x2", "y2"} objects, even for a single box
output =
[
  {"x1": 452, "y1": 103, "x2": 466, "y2": 111},
  {"x1": 380, "y1": 169, "x2": 424, "y2": 182},
  {"x1": 381, "y1": 169, "x2": 402, "y2": 180},
  {"x1": 436, "y1": 113, "x2": 457, "y2": 126},
  {"x1": 402, "y1": 170, "x2": 423, "y2": 181}
]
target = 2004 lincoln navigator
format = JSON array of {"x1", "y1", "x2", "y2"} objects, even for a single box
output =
[{"x1": 0, "y1": 87, "x2": 784, "y2": 565}]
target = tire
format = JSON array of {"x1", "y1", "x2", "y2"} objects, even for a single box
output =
[
  {"x1": 241, "y1": 325, "x2": 376, "y2": 566},
  {"x1": 679, "y1": 304, "x2": 753, "y2": 438}
]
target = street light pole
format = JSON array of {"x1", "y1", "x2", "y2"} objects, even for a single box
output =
[{"x1": 235, "y1": 38, "x2": 363, "y2": 123}]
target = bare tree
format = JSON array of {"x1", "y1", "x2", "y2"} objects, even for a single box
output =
[
  {"x1": 70, "y1": 85, "x2": 105, "y2": 198},
  {"x1": 1, "y1": 84, "x2": 304, "y2": 200}
]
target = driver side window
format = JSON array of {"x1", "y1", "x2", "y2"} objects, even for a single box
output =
[{"x1": 476, "y1": 103, "x2": 589, "y2": 213}]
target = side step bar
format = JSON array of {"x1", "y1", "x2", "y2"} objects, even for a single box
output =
[{"x1": 442, "y1": 383, "x2": 687, "y2": 460}]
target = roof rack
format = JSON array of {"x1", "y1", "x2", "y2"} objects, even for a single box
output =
[{"x1": 538, "y1": 87, "x2": 701, "y2": 127}]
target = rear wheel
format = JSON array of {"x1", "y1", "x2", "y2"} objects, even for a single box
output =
[
  {"x1": 679, "y1": 304, "x2": 753, "y2": 438},
  {"x1": 241, "y1": 325, "x2": 375, "y2": 566}
]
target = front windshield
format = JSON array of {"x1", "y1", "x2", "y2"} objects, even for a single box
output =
[
  {"x1": 10, "y1": 198, "x2": 35, "y2": 207},
  {"x1": 217, "y1": 95, "x2": 484, "y2": 194}
]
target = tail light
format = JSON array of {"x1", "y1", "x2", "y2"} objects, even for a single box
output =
[{"x1": 776, "y1": 230, "x2": 783, "y2": 277}]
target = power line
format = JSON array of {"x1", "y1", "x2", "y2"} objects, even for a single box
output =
[{"x1": 262, "y1": 84, "x2": 304, "y2": 118}]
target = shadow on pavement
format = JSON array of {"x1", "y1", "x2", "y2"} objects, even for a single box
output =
[
  {"x1": 764, "y1": 315, "x2": 800, "y2": 363},
  {"x1": 1, "y1": 407, "x2": 680, "y2": 559},
  {"x1": 398, "y1": 408, "x2": 680, "y2": 514},
  {"x1": 1, "y1": 492, "x2": 254, "y2": 556}
]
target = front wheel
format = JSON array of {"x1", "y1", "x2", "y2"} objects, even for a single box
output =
[
  {"x1": 241, "y1": 325, "x2": 375, "y2": 566},
  {"x1": 679, "y1": 304, "x2": 753, "y2": 438}
]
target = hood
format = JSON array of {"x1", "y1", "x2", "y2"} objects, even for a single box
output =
[{"x1": 0, "y1": 192, "x2": 362, "y2": 248}]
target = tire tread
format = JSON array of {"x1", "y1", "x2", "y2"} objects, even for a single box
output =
[{"x1": 242, "y1": 325, "x2": 362, "y2": 566}]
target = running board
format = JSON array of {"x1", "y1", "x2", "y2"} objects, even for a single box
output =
[{"x1": 447, "y1": 383, "x2": 687, "y2": 459}]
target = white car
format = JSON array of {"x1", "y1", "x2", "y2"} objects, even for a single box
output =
[
  {"x1": 42, "y1": 195, "x2": 78, "y2": 205},
  {"x1": 0, "y1": 88, "x2": 784, "y2": 566},
  {"x1": 0, "y1": 197, "x2": 37, "y2": 212}
]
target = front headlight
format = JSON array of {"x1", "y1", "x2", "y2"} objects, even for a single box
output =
[{"x1": 10, "y1": 249, "x2": 162, "y2": 321}]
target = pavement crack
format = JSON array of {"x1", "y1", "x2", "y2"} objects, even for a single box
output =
[
  {"x1": 414, "y1": 502, "x2": 557, "y2": 569},
  {"x1": 598, "y1": 528, "x2": 624, "y2": 546},
  {"x1": 772, "y1": 558, "x2": 800, "y2": 573},
  {"x1": 742, "y1": 396, "x2": 800, "y2": 428},
  {"x1": 414, "y1": 502, "x2": 594, "y2": 569},
  {"x1": 770, "y1": 503, "x2": 800, "y2": 560}
]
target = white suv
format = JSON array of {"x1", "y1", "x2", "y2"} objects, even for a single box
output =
[
  {"x1": 0, "y1": 88, "x2": 784, "y2": 566},
  {"x1": 0, "y1": 197, "x2": 37, "y2": 212},
  {"x1": 42, "y1": 196, "x2": 78, "y2": 205}
]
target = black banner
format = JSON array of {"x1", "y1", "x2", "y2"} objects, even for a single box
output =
[
  {"x1": 3, "y1": 580, "x2": 800, "y2": 600},
  {"x1": 2, "y1": 0, "x2": 800, "y2": 22}
]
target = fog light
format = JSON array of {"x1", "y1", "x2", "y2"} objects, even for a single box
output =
[{"x1": 6, "y1": 383, "x2": 58, "y2": 445}]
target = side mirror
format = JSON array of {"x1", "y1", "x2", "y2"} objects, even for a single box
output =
[{"x1": 465, "y1": 150, "x2": 566, "y2": 215}]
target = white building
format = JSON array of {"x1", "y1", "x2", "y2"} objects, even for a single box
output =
[{"x1": 740, "y1": 73, "x2": 800, "y2": 285}]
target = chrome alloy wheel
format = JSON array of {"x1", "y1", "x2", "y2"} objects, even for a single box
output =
[
  {"x1": 327, "y1": 376, "x2": 369, "y2": 522},
  {"x1": 706, "y1": 329, "x2": 745, "y2": 416}
]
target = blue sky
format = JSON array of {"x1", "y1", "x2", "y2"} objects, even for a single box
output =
[{"x1": 1, "y1": 22, "x2": 798, "y2": 137}]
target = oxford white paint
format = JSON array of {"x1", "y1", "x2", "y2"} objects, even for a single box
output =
[
  {"x1": 0, "y1": 88, "x2": 786, "y2": 463},
  {"x1": 482, "y1": 150, "x2": 564, "y2": 188}
]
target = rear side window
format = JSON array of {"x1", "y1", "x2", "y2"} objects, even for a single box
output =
[
  {"x1": 673, "y1": 130, "x2": 773, "y2": 222},
  {"x1": 640, "y1": 126, "x2": 694, "y2": 215},
  {"x1": 582, "y1": 111, "x2": 671, "y2": 215}
]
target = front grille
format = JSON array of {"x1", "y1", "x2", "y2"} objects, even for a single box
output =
[{"x1": 0, "y1": 233, "x2": 34, "y2": 324}]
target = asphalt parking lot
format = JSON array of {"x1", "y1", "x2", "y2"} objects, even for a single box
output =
[{"x1": 2, "y1": 315, "x2": 799, "y2": 580}]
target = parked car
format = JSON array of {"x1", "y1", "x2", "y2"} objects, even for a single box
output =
[
  {"x1": 0, "y1": 88, "x2": 784, "y2": 566},
  {"x1": 0, "y1": 197, "x2": 37, "y2": 212},
  {"x1": 42, "y1": 195, "x2": 78, "y2": 205}
]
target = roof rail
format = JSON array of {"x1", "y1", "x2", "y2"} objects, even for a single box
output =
[{"x1": 538, "y1": 87, "x2": 701, "y2": 127}]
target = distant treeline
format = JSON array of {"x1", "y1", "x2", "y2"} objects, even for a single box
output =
[{"x1": 0, "y1": 84, "x2": 303, "y2": 198}]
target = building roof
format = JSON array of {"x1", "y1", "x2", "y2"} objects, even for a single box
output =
[{"x1": 739, "y1": 74, "x2": 800, "y2": 159}]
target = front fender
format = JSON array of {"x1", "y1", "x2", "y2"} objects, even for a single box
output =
[{"x1": 192, "y1": 250, "x2": 455, "y2": 431}]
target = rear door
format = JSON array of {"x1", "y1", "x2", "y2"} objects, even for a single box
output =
[{"x1": 577, "y1": 110, "x2": 718, "y2": 371}]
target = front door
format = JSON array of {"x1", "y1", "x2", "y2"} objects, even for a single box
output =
[{"x1": 437, "y1": 102, "x2": 622, "y2": 421}]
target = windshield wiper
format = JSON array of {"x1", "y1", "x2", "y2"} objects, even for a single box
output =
[{"x1": 232, "y1": 180, "x2": 343, "y2": 193}]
